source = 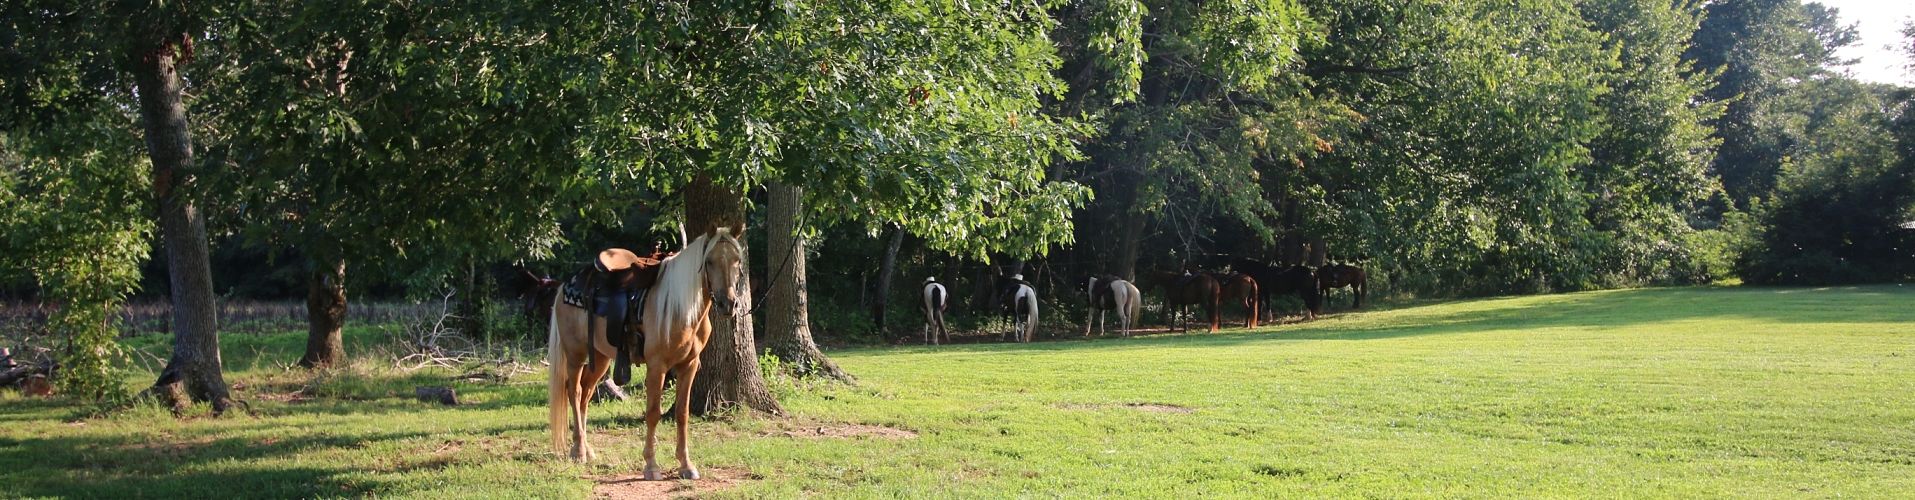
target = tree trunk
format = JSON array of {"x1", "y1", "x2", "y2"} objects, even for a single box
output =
[
  {"x1": 869, "y1": 225, "x2": 905, "y2": 335},
  {"x1": 683, "y1": 174, "x2": 782, "y2": 416},
  {"x1": 1115, "y1": 210, "x2": 1147, "y2": 281},
  {"x1": 1307, "y1": 236, "x2": 1329, "y2": 268},
  {"x1": 134, "y1": 40, "x2": 233, "y2": 414},
  {"x1": 763, "y1": 183, "x2": 850, "y2": 381},
  {"x1": 456, "y1": 259, "x2": 487, "y2": 341},
  {"x1": 299, "y1": 258, "x2": 347, "y2": 368}
]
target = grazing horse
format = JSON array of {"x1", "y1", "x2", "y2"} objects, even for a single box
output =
[
  {"x1": 515, "y1": 268, "x2": 562, "y2": 324},
  {"x1": 1231, "y1": 258, "x2": 1320, "y2": 322},
  {"x1": 999, "y1": 275, "x2": 1039, "y2": 342},
  {"x1": 1140, "y1": 270, "x2": 1220, "y2": 333},
  {"x1": 1084, "y1": 275, "x2": 1142, "y2": 337},
  {"x1": 1209, "y1": 272, "x2": 1260, "y2": 328},
  {"x1": 1318, "y1": 263, "x2": 1367, "y2": 310},
  {"x1": 548, "y1": 228, "x2": 744, "y2": 482},
  {"x1": 922, "y1": 277, "x2": 950, "y2": 345}
]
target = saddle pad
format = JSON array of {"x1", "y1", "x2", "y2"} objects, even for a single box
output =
[{"x1": 561, "y1": 282, "x2": 588, "y2": 308}]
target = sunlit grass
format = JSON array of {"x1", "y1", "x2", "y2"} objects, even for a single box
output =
[{"x1": 4, "y1": 285, "x2": 1913, "y2": 497}]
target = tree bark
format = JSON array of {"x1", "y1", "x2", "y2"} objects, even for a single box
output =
[
  {"x1": 869, "y1": 225, "x2": 905, "y2": 335},
  {"x1": 1115, "y1": 210, "x2": 1147, "y2": 281},
  {"x1": 299, "y1": 258, "x2": 347, "y2": 368},
  {"x1": 1307, "y1": 236, "x2": 1329, "y2": 268},
  {"x1": 134, "y1": 39, "x2": 233, "y2": 414},
  {"x1": 456, "y1": 259, "x2": 487, "y2": 340},
  {"x1": 683, "y1": 174, "x2": 782, "y2": 416},
  {"x1": 763, "y1": 183, "x2": 850, "y2": 381}
]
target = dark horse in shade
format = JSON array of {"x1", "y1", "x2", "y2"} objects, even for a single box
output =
[
  {"x1": 1208, "y1": 272, "x2": 1259, "y2": 328},
  {"x1": 1141, "y1": 270, "x2": 1220, "y2": 333},
  {"x1": 1231, "y1": 258, "x2": 1320, "y2": 322},
  {"x1": 1317, "y1": 262, "x2": 1367, "y2": 310}
]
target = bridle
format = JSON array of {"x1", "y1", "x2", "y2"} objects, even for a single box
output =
[{"x1": 697, "y1": 233, "x2": 743, "y2": 317}]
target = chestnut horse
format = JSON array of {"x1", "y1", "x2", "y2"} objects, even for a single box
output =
[
  {"x1": 1318, "y1": 263, "x2": 1367, "y2": 310},
  {"x1": 1141, "y1": 270, "x2": 1219, "y2": 333},
  {"x1": 548, "y1": 228, "x2": 744, "y2": 482},
  {"x1": 1084, "y1": 275, "x2": 1142, "y2": 337},
  {"x1": 1231, "y1": 258, "x2": 1320, "y2": 322},
  {"x1": 1209, "y1": 272, "x2": 1259, "y2": 328},
  {"x1": 922, "y1": 277, "x2": 950, "y2": 345}
]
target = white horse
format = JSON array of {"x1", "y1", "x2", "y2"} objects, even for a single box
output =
[
  {"x1": 922, "y1": 277, "x2": 949, "y2": 345},
  {"x1": 1085, "y1": 275, "x2": 1142, "y2": 337},
  {"x1": 1007, "y1": 277, "x2": 1038, "y2": 343}
]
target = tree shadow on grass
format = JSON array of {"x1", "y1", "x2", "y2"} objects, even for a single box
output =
[
  {"x1": 0, "y1": 429, "x2": 428, "y2": 498},
  {"x1": 851, "y1": 285, "x2": 1915, "y2": 355}
]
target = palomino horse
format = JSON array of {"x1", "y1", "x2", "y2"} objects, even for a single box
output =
[
  {"x1": 1140, "y1": 270, "x2": 1220, "y2": 333},
  {"x1": 548, "y1": 228, "x2": 745, "y2": 481},
  {"x1": 1231, "y1": 258, "x2": 1320, "y2": 322},
  {"x1": 999, "y1": 275, "x2": 1038, "y2": 342},
  {"x1": 1209, "y1": 272, "x2": 1259, "y2": 328},
  {"x1": 1084, "y1": 275, "x2": 1142, "y2": 337},
  {"x1": 921, "y1": 277, "x2": 950, "y2": 345},
  {"x1": 1317, "y1": 263, "x2": 1367, "y2": 310}
]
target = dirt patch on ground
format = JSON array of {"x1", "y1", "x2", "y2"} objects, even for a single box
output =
[
  {"x1": 593, "y1": 466, "x2": 756, "y2": 499},
  {"x1": 1123, "y1": 403, "x2": 1194, "y2": 414},
  {"x1": 251, "y1": 390, "x2": 314, "y2": 404},
  {"x1": 764, "y1": 422, "x2": 918, "y2": 440},
  {"x1": 1059, "y1": 402, "x2": 1195, "y2": 414}
]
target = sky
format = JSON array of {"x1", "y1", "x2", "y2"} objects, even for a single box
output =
[{"x1": 1817, "y1": 0, "x2": 1914, "y2": 86}]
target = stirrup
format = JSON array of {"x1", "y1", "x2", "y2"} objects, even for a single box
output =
[{"x1": 613, "y1": 341, "x2": 633, "y2": 386}]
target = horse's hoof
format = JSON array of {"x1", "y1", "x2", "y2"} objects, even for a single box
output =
[
  {"x1": 643, "y1": 466, "x2": 661, "y2": 481},
  {"x1": 680, "y1": 467, "x2": 701, "y2": 480}
]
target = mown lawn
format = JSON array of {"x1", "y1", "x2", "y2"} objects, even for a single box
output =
[{"x1": 4, "y1": 285, "x2": 1914, "y2": 498}]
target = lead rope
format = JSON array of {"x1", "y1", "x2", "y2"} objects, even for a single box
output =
[{"x1": 743, "y1": 210, "x2": 811, "y2": 318}]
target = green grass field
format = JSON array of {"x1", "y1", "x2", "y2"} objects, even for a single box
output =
[{"x1": 4, "y1": 285, "x2": 1914, "y2": 498}]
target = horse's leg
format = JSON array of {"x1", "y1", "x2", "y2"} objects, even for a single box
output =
[
  {"x1": 574, "y1": 350, "x2": 614, "y2": 462},
  {"x1": 546, "y1": 311, "x2": 571, "y2": 455},
  {"x1": 561, "y1": 355, "x2": 589, "y2": 461},
  {"x1": 932, "y1": 310, "x2": 945, "y2": 344},
  {"x1": 1084, "y1": 307, "x2": 1093, "y2": 337},
  {"x1": 1208, "y1": 296, "x2": 1220, "y2": 333},
  {"x1": 672, "y1": 359, "x2": 702, "y2": 479},
  {"x1": 641, "y1": 362, "x2": 668, "y2": 480}
]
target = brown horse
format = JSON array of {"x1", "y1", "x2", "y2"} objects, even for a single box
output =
[
  {"x1": 1318, "y1": 263, "x2": 1367, "y2": 310},
  {"x1": 1232, "y1": 258, "x2": 1320, "y2": 322},
  {"x1": 1141, "y1": 270, "x2": 1219, "y2": 333},
  {"x1": 1209, "y1": 272, "x2": 1259, "y2": 328},
  {"x1": 548, "y1": 229, "x2": 744, "y2": 482}
]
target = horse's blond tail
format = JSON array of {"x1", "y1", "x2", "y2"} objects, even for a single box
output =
[
  {"x1": 1122, "y1": 282, "x2": 1142, "y2": 334},
  {"x1": 547, "y1": 306, "x2": 567, "y2": 453}
]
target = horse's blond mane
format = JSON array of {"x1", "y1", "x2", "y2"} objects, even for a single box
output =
[{"x1": 647, "y1": 228, "x2": 741, "y2": 331}]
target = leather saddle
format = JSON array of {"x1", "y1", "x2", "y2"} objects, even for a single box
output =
[{"x1": 563, "y1": 248, "x2": 666, "y2": 386}]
